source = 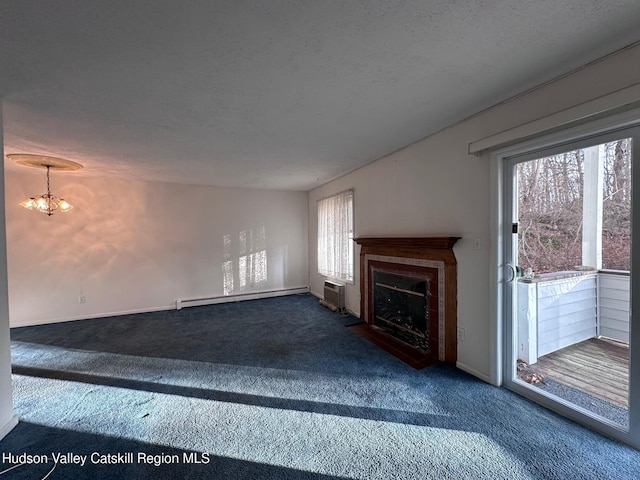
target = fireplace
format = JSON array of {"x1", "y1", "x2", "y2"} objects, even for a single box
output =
[
  {"x1": 354, "y1": 237, "x2": 459, "y2": 366},
  {"x1": 371, "y1": 264, "x2": 434, "y2": 352}
]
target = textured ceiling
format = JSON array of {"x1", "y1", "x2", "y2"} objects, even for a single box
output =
[{"x1": 2, "y1": 1, "x2": 640, "y2": 190}]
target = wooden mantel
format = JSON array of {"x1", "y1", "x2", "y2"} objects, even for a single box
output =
[
  {"x1": 354, "y1": 236, "x2": 460, "y2": 365},
  {"x1": 354, "y1": 237, "x2": 460, "y2": 250}
]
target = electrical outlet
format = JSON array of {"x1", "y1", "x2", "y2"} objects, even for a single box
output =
[
  {"x1": 457, "y1": 327, "x2": 465, "y2": 342},
  {"x1": 79, "y1": 295, "x2": 86, "y2": 304}
]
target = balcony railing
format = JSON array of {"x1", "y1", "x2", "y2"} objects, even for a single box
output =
[{"x1": 517, "y1": 270, "x2": 629, "y2": 365}]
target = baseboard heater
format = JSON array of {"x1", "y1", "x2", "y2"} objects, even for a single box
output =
[{"x1": 176, "y1": 287, "x2": 309, "y2": 310}]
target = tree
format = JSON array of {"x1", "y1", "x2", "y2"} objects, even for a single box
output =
[{"x1": 517, "y1": 139, "x2": 631, "y2": 274}]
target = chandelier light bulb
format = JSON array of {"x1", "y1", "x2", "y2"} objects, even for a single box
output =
[
  {"x1": 36, "y1": 197, "x2": 50, "y2": 211},
  {"x1": 19, "y1": 198, "x2": 37, "y2": 209},
  {"x1": 58, "y1": 199, "x2": 72, "y2": 212}
]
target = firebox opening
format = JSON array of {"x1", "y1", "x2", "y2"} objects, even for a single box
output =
[{"x1": 372, "y1": 270, "x2": 431, "y2": 352}]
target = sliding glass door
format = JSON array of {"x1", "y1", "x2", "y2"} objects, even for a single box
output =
[{"x1": 501, "y1": 121, "x2": 640, "y2": 448}]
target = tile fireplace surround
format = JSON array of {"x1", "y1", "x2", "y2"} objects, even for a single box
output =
[{"x1": 354, "y1": 237, "x2": 460, "y2": 366}]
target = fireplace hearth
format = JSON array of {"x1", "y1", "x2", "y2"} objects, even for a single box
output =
[{"x1": 354, "y1": 237, "x2": 459, "y2": 366}]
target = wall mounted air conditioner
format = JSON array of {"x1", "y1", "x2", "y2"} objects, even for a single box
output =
[{"x1": 322, "y1": 280, "x2": 345, "y2": 311}]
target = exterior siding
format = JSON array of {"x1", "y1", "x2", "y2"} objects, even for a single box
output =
[
  {"x1": 537, "y1": 275, "x2": 597, "y2": 357},
  {"x1": 517, "y1": 274, "x2": 598, "y2": 363},
  {"x1": 599, "y1": 273, "x2": 630, "y2": 343}
]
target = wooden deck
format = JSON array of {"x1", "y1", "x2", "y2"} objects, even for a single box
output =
[{"x1": 531, "y1": 337, "x2": 629, "y2": 408}]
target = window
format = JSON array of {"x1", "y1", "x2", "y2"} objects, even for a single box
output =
[
  {"x1": 517, "y1": 139, "x2": 632, "y2": 274},
  {"x1": 317, "y1": 189, "x2": 354, "y2": 282}
]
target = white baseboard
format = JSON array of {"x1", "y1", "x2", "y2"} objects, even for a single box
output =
[
  {"x1": 175, "y1": 287, "x2": 309, "y2": 310},
  {"x1": 0, "y1": 416, "x2": 18, "y2": 441},
  {"x1": 456, "y1": 362, "x2": 493, "y2": 384},
  {"x1": 11, "y1": 305, "x2": 175, "y2": 328},
  {"x1": 11, "y1": 287, "x2": 311, "y2": 327}
]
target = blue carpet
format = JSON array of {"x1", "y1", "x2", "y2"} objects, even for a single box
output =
[{"x1": 2, "y1": 294, "x2": 639, "y2": 479}]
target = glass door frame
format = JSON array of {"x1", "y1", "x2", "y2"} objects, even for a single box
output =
[{"x1": 492, "y1": 110, "x2": 640, "y2": 449}]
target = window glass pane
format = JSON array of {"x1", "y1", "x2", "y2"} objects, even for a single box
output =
[
  {"x1": 317, "y1": 190, "x2": 354, "y2": 281},
  {"x1": 517, "y1": 139, "x2": 632, "y2": 274},
  {"x1": 602, "y1": 139, "x2": 632, "y2": 271}
]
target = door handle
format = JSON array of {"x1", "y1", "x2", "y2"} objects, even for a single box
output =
[{"x1": 505, "y1": 263, "x2": 516, "y2": 283}]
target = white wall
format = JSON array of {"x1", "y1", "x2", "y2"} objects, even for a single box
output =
[
  {"x1": 6, "y1": 171, "x2": 308, "y2": 326},
  {"x1": 309, "y1": 44, "x2": 640, "y2": 382},
  {"x1": 0, "y1": 104, "x2": 18, "y2": 440}
]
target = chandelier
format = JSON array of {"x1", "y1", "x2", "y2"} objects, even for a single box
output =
[{"x1": 7, "y1": 154, "x2": 83, "y2": 216}]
